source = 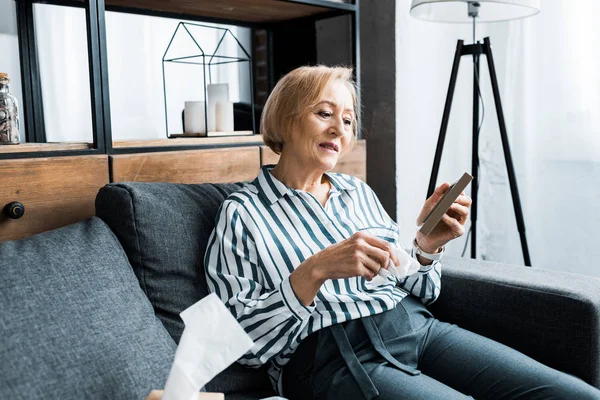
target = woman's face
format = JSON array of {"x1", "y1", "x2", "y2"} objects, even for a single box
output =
[{"x1": 283, "y1": 80, "x2": 355, "y2": 172}]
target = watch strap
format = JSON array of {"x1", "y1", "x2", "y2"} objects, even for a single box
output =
[{"x1": 413, "y1": 239, "x2": 444, "y2": 261}]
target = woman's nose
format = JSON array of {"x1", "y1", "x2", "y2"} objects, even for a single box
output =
[{"x1": 329, "y1": 118, "x2": 345, "y2": 137}]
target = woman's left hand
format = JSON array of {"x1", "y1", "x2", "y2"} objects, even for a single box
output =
[{"x1": 415, "y1": 182, "x2": 472, "y2": 253}]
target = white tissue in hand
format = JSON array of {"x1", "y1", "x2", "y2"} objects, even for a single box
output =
[
  {"x1": 379, "y1": 246, "x2": 420, "y2": 280},
  {"x1": 162, "y1": 293, "x2": 254, "y2": 400}
]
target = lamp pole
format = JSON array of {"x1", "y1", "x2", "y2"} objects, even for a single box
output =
[
  {"x1": 470, "y1": 45, "x2": 480, "y2": 259},
  {"x1": 470, "y1": 2, "x2": 480, "y2": 259}
]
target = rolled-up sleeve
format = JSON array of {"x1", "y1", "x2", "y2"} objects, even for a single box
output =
[
  {"x1": 397, "y1": 255, "x2": 442, "y2": 306},
  {"x1": 204, "y1": 199, "x2": 315, "y2": 367}
]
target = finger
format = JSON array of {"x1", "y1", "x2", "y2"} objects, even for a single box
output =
[
  {"x1": 448, "y1": 203, "x2": 470, "y2": 218},
  {"x1": 417, "y1": 182, "x2": 451, "y2": 224},
  {"x1": 441, "y1": 214, "x2": 466, "y2": 238},
  {"x1": 433, "y1": 182, "x2": 451, "y2": 197},
  {"x1": 446, "y1": 207, "x2": 469, "y2": 225},
  {"x1": 359, "y1": 243, "x2": 390, "y2": 272},
  {"x1": 366, "y1": 246, "x2": 392, "y2": 271},
  {"x1": 353, "y1": 232, "x2": 396, "y2": 266},
  {"x1": 362, "y1": 235, "x2": 398, "y2": 266},
  {"x1": 146, "y1": 391, "x2": 164, "y2": 400},
  {"x1": 455, "y1": 194, "x2": 472, "y2": 207},
  {"x1": 358, "y1": 252, "x2": 381, "y2": 280}
]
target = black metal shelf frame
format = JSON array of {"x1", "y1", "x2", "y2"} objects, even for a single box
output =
[
  {"x1": 16, "y1": 0, "x2": 46, "y2": 143},
  {"x1": 86, "y1": 0, "x2": 111, "y2": 153},
  {"x1": 9, "y1": 0, "x2": 360, "y2": 160}
]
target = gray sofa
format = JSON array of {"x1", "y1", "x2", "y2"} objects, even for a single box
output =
[{"x1": 1, "y1": 181, "x2": 599, "y2": 399}]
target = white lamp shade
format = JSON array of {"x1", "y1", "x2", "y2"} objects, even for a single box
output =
[{"x1": 410, "y1": 0, "x2": 540, "y2": 23}]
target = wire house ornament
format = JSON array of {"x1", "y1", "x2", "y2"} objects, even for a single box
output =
[{"x1": 162, "y1": 22, "x2": 254, "y2": 138}]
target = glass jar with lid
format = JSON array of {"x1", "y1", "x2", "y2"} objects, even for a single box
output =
[{"x1": 0, "y1": 72, "x2": 20, "y2": 145}]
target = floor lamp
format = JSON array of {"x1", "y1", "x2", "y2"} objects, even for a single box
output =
[{"x1": 410, "y1": 0, "x2": 540, "y2": 266}]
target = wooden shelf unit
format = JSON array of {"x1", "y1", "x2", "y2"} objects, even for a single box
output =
[
  {"x1": 10, "y1": 0, "x2": 358, "y2": 159},
  {"x1": 113, "y1": 134, "x2": 264, "y2": 148},
  {"x1": 74, "y1": 0, "x2": 356, "y2": 23},
  {"x1": 0, "y1": 143, "x2": 92, "y2": 154}
]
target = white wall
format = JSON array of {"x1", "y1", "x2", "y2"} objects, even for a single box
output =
[{"x1": 395, "y1": 0, "x2": 600, "y2": 277}]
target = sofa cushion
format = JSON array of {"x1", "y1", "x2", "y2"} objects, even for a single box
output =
[
  {"x1": 95, "y1": 182, "x2": 272, "y2": 395},
  {"x1": 0, "y1": 217, "x2": 176, "y2": 399}
]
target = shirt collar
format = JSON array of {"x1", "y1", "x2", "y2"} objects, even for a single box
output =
[
  {"x1": 327, "y1": 170, "x2": 358, "y2": 193},
  {"x1": 254, "y1": 164, "x2": 356, "y2": 206}
]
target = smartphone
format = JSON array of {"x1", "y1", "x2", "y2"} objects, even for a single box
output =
[{"x1": 419, "y1": 172, "x2": 473, "y2": 236}]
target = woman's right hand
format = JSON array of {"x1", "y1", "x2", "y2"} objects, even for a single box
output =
[{"x1": 290, "y1": 232, "x2": 400, "y2": 306}]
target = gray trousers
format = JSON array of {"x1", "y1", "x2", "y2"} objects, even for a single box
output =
[{"x1": 282, "y1": 295, "x2": 600, "y2": 400}]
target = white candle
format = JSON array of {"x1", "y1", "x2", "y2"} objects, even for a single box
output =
[
  {"x1": 215, "y1": 101, "x2": 234, "y2": 132},
  {"x1": 207, "y1": 83, "x2": 229, "y2": 132},
  {"x1": 184, "y1": 101, "x2": 206, "y2": 135}
]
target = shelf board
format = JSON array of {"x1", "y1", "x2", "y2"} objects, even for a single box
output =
[
  {"x1": 95, "y1": 0, "x2": 355, "y2": 24},
  {"x1": 0, "y1": 142, "x2": 92, "y2": 154},
  {"x1": 113, "y1": 134, "x2": 264, "y2": 148}
]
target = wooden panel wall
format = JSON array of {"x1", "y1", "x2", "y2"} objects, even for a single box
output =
[
  {"x1": 0, "y1": 155, "x2": 109, "y2": 242},
  {"x1": 110, "y1": 147, "x2": 260, "y2": 184},
  {"x1": 260, "y1": 139, "x2": 367, "y2": 182}
]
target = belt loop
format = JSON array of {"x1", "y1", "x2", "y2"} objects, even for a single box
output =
[
  {"x1": 361, "y1": 317, "x2": 421, "y2": 376},
  {"x1": 330, "y1": 324, "x2": 379, "y2": 400}
]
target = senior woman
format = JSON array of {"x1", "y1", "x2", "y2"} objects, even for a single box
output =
[{"x1": 203, "y1": 66, "x2": 599, "y2": 400}]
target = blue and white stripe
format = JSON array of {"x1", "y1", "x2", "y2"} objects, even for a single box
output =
[{"x1": 204, "y1": 165, "x2": 442, "y2": 394}]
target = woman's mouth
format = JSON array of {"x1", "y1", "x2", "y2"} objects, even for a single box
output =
[{"x1": 319, "y1": 142, "x2": 339, "y2": 152}]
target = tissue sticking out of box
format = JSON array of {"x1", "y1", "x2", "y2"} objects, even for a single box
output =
[{"x1": 162, "y1": 293, "x2": 254, "y2": 400}]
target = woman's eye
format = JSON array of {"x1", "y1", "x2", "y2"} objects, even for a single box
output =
[
  {"x1": 344, "y1": 119, "x2": 352, "y2": 126},
  {"x1": 318, "y1": 111, "x2": 332, "y2": 118}
]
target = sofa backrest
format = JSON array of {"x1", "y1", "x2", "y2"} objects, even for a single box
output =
[{"x1": 95, "y1": 182, "x2": 272, "y2": 395}]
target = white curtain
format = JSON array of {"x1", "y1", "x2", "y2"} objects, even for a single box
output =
[
  {"x1": 395, "y1": 0, "x2": 600, "y2": 277},
  {"x1": 34, "y1": 5, "x2": 93, "y2": 143},
  {"x1": 33, "y1": 5, "x2": 251, "y2": 142}
]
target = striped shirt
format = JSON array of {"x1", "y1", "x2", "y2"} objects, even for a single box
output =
[{"x1": 204, "y1": 165, "x2": 442, "y2": 394}]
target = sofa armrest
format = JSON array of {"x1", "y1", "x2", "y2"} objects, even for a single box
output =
[{"x1": 428, "y1": 256, "x2": 600, "y2": 388}]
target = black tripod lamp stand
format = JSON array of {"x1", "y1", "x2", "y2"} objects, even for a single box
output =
[{"x1": 410, "y1": 0, "x2": 540, "y2": 266}]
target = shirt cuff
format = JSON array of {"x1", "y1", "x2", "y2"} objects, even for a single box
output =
[
  {"x1": 280, "y1": 276, "x2": 315, "y2": 321},
  {"x1": 417, "y1": 258, "x2": 440, "y2": 273}
]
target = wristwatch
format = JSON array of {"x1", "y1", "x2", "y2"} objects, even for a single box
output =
[{"x1": 413, "y1": 239, "x2": 445, "y2": 261}]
